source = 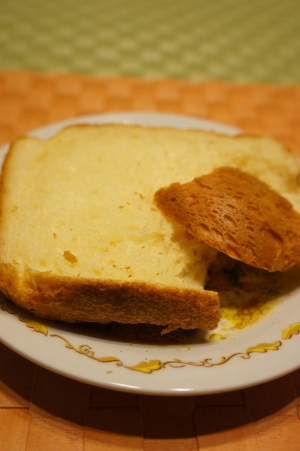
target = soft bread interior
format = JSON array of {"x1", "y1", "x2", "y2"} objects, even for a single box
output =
[{"x1": 0, "y1": 126, "x2": 220, "y2": 290}]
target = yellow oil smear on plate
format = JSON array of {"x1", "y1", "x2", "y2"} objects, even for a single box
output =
[
  {"x1": 220, "y1": 292, "x2": 280, "y2": 330},
  {"x1": 206, "y1": 253, "x2": 300, "y2": 341}
]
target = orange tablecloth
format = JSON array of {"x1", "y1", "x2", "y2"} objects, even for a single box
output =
[{"x1": 0, "y1": 70, "x2": 300, "y2": 450}]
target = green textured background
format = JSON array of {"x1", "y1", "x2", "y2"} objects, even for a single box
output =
[{"x1": 1, "y1": 0, "x2": 300, "y2": 83}]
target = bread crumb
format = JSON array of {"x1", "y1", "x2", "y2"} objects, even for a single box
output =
[
  {"x1": 134, "y1": 192, "x2": 145, "y2": 200},
  {"x1": 63, "y1": 250, "x2": 78, "y2": 264}
]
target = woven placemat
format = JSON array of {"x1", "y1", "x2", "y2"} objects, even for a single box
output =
[
  {"x1": 1, "y1": 0, "x2": 300, "y2": 83},
  {"x1": 0, "y1": 70, "x2": 300, "y2": 157}
]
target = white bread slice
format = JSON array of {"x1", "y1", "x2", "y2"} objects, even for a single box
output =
[{"x1": 0, "y1": 124, "x2": 299, "y2": 332}]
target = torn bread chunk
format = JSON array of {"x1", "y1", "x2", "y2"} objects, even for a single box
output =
[{"x1": 155, "y1": 167, "x2": 300, "y2": 272}]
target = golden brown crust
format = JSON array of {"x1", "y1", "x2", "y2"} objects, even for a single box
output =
[
  {"x1": 0, "y1": 263, "x2": 220, "y2": 333},
  {"x1": 155, "y1": 167, "x2": 300, "y2": 272}
]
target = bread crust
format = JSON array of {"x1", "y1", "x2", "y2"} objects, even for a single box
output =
[
  {"x1": 0, "y1": 263, "x2": 220, "y2": 333},
  {"x1": 155, "y1": 167, "x2": 300, "y2": 272}
]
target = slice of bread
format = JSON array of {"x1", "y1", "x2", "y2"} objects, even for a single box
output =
[
  {"x1": 155, "y1": 167, "x2": 300, "y2": 272},
  {"x1": 0, "y1": 124, "x2": 299, "y2": 332}
]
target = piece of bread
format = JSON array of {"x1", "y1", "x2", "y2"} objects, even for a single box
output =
[
  {"x1": 155, "y1": 167, "x2": 300, "y2": 272},
  {"x1": 0, "y1": 124, "x2": 299, "y2": 332}
]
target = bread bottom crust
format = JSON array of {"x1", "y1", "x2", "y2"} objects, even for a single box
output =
[{"x1": 0, "y1": 264, "x2": 220, "y2": 333}]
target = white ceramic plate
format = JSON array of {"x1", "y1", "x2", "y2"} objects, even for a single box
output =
[{"x1": 1, "y1": 112, "x2": 300, "y2": 396}]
